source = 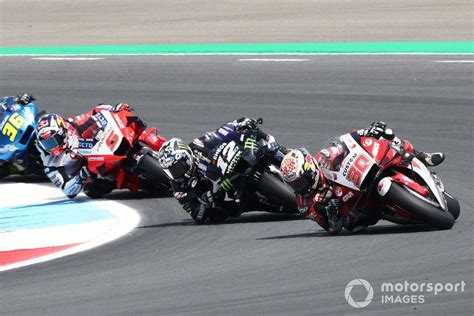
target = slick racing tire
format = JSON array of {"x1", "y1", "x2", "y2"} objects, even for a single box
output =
[
  {"x1": 138, "y1": 153, "x2": 172, "y2": 191},
  {"x1": 256, "y1": 171, "x2": 298, "y2": 212},
  {"x1": 385, "y1": 183, "x2": 455, "y2": 230},
  {"x1": 443, "y1": 192, "x2": 460, "y2": 220}
]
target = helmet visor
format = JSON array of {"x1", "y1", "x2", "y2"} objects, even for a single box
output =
[
  {"x1": 163, "y1": 160, "x2": 188, "y2": 180},
  {"x1": 288, "y1": 172, "x2": 315, "y2": 195},
  {"x1": 39, "y1": 131, "x2": 65, "y2": 154}
]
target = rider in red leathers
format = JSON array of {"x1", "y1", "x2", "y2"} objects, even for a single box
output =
[
  {"x1": 280, "y1": 121, "x2": 445, "y2": 235},
  {"x1": 36, "y1": 103, "x2": 165, "y2": 198}
]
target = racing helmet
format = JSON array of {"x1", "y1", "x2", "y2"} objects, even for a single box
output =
[
  {"x1": 157, "y1": 138, "x2": 195, "y2": 181},
  {"x1": 36, "y1": 114, "x2": 68, "y2": 155},
  {"x1": 280, "y1": 148, "x2": 320, "y2": 194}
]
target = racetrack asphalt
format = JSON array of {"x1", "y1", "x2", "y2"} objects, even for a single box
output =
[{"x1": 0, "y1": 55, "x2": 473, "y2": 314}]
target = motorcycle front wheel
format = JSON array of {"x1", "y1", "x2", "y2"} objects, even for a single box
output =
[{"x1": 385, "y1": 183, "x2": 455, "y2": 230}]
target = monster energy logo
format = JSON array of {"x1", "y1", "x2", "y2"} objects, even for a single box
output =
[
  {"x1": 219, "y1": 178, "x2": 234, "y2": 191},
  {"x1": 177, "y1": 141, "x2": 188, "y2": 150},
  {"x1": 253, "y1": 170, "x2": 262, "y2": 181},
  {"x1": 244, "y1": 138, "x2": 258, "y2": 150}
]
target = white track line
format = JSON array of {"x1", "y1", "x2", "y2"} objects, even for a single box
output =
[
  {"x1": 433, "y1": 60, "x2": 474, "y2": 63},
  {"x1": 238, "y1": 58, "x2": 309, "y2": 62},
  {"x1": 0, "y1": 53, "x2": 473, "y2": 57},
  {"x1": 32, "y1": 57, "x2": 104, "y2": 60}
]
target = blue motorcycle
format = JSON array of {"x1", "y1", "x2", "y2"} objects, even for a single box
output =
[{"x1": 0, "y1": 96, "x2": 45, "y2": 178}]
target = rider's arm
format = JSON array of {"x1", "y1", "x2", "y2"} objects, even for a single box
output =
[
  {"x1": 69, "y1": 103, "x2": 131, "y2": 126},
  {"x1": 296, "y1": 193, "x2": 330, "y2": 231},
  {"x1": 296, "y1": 178, "x2": 342, "y2": 234},
  {"x1": 37, "y1": 143, "x2": 88, "y2": 199},
  {"x1": 171, "y1": 180, "x2": 212, "y2": 223},
  {"x1": 43, "y1": 164, "x2": 88, "y2": 199}
]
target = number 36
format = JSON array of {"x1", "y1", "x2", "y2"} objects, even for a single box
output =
[{"x1": 2, "y1": 113, "x2": 26, "y2": 142}]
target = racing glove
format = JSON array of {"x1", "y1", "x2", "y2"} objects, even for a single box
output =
[
  {"x1": 112, "y1": 102, "x2": 132, "y2": 112},
  {"x1": 78, "y1": 166, "x2": 91, "y2": 181},
  {"x1": 200, "y1": 190, "x2": 216, "y2": 209},
  {"x1": 235, "y1": 117, "x2": 261, "y2": 133},
  {"x1": 17, "y1": 93, "x2": 35, "y2": 105},
  {"x1": 365, "y1": 121, "x2": 395, "y2": 140}
]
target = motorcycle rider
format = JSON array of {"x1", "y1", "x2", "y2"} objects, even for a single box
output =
[
  {"x1": 157, "y1": 117, "x2": 290, "y2": 223},
  {"x1": 280, "y1": 121, "x2": 445, "y2": 235},
  {"x1": 35, "y1": 102, "x2": 144, "y2": 198}
]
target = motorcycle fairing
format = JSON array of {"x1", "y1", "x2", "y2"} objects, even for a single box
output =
[{"x1": 0, "y1": 97, "x2": 38, "y2": 162}]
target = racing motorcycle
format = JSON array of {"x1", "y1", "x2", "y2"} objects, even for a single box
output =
[
  {"x1": 199, "y1": 118, "x2": 298, "y2": 219},
  {"x1": 0, "y1": 96, "x2": 45, "y2": 178},
  {"x1": 77, "y1": 109, "x2": 171, "y2": 197},
  {"x1": 315, "y1": 132, "x2": 459, "y2": 230}
]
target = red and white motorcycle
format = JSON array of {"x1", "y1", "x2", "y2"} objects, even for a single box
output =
[
  {"x1": 77, "y1": 109, "x2": 171, "y2": 197},
  {"x1": 315, "y1": 132, "x2": 460, "y2": 230}
]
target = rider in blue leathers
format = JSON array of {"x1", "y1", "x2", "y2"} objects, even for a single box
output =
[{"x1": 158, "y1": 117, "x2": 290, "y2": 223}]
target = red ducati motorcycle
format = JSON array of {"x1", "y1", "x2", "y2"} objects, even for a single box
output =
[
  {"x1": 315, "y1": 132, "x2": 460, "y2": 230},
  {"x1": 77, "y1": 109, "x2": 171, "y2": 197}
]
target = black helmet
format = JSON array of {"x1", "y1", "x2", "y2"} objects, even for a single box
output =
[{"x1": 157, "y1": 138, "x2": 195, "y2": 181}]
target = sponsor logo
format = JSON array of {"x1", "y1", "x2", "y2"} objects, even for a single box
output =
[
  {"x1": 342, "y1": 191, "x2": 354, "y2": 202},
  {"x1": 342, "y1": 153, "x2": 358, "y2": 177},
  {"x1": 334, "y1": 186, "x2": 343, "y2": 197},
  {"x1": 217, "y1": 127, "x2": 229, "y2": 136},
  {"x1": 79, "y1": 139, "x2": 96, "y2": 149},
  {"x1": 372, "y1": 142, "x2": 380, "y2": 157},
  {"x1": 95, "y1": 113, "x2": 108, "y2": 128},
  {"x1": 88, "y1": 156, "x2": 104, "y2": 161},
  {"x1": 0, "y1": 144, "x2": 18, "y2": 154},
  {"x1": 363, "y1": 138, "x2": 373, "y2": 147},
  {"x1": 213, "y1": 142, "x2": 227, "y2": 160}
]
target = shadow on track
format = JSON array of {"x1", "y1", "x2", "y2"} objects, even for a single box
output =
[
  {"x1": 1, "y1": 174, "x2": 49, "y2": 183},
  {"x1": 140, "y1": 212, "x2": 304, "y2": 229},
  {"x1": 96, "y1": 189, "x2": 173, "y2": 200},
  {"x1": 258, "y1": 224, "x2": 437, "y2": 240}
]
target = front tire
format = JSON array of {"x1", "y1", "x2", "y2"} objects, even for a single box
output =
[
  {"x1": 443, "y1": 192, "x2": 460, "y2": 220},
  {"x1": 385, "y1": 183, "x2": 454, "y2": 230},
  {"x1": 138, "y1": 152, "x2": 171, "y2": 191}
]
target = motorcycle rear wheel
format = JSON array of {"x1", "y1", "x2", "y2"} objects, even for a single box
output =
[
  {"x1": 256, "y1": 171, "x2": 298, "y2": 213},
  {"x1": 385, "y1": 183, "x2": 454, "y2": 230}
]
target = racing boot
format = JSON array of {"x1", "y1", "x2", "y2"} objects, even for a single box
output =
[{"x1": 414, "y1": 150, "x2": 445, "y2": 167}]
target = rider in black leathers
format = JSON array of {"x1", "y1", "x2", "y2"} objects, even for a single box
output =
[{"x1": 158, "y1": 117, "x2": 290, "y2": 223}]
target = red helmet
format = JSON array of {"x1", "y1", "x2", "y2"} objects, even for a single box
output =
[
  {"x1": 280, "y1": 148, "x2": 320, "y2": 194},
  {"x1": 36, "y1": 114, "x2": 68, "y2": 155}
]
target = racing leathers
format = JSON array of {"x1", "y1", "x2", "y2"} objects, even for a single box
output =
[
  {"x1": 296, "y1": 122, "x2": 445, "y2": 235},
  {"x1": 37, "y1": 104, "x2": 128, "y2": 198},
  {"x1": 171, "y1": 118, "x2": 289, "y2": 223}
]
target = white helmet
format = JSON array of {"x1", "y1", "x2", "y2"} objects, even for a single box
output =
[{"x1": 280, "y1": 148, "x2": 320, "y2": 194}]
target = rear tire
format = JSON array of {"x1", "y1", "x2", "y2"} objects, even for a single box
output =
[
  {"x1": 443, "y1": 192, "x2": 460, "y2": 220},
  {"x1": 256, "y1": 171, "x2": 298, "y2": 212},
  {"x1": 385, "y1": 183, "x2": 454, "y2": 230}
]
